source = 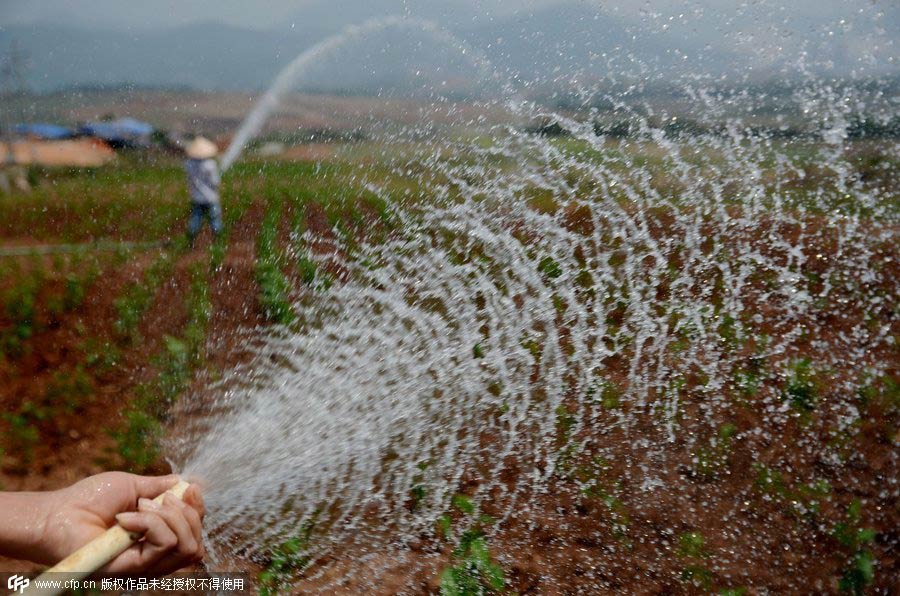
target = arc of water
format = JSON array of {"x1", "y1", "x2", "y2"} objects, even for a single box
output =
[
  {"x1": 170, "y1": 23, "x2": 899, "y2": 587},
  {"x1": 220, "y1": 16, "x2": 495, "y2": 171}
]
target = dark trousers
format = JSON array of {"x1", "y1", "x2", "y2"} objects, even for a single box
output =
[{"x1": 187, "y1": 202, "x2": 223, "y2": 241}]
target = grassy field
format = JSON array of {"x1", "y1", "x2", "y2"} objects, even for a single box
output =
[{"x1": 0, "y1": 132, "x2": 897, "y2": 593}]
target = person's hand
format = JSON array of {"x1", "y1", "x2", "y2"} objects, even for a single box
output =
[{"x1": 34, "y1": 472, "x2": 205, "y2": 575}]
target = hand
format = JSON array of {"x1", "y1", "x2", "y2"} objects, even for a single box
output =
[{"x1": 34, "y1": 472, "x2": 205, "y2": 576}]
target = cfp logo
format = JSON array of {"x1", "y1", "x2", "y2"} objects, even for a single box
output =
[{"x1": 7, "y1": 575, "x2": 30, "y2": 594}]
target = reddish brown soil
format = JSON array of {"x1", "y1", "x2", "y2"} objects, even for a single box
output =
[
  {"x1": 0, "y1": 204, "x2": 265, "y2": 572},
  {"x1": 283, "y1": 212, "x2": 900, "y2": 594},
  {"x1": 1, "y1": 248, "x2": 157, "y2": 486},
  {"x1": 1, "y1": 194, "x2": 897, "y2": 593}
]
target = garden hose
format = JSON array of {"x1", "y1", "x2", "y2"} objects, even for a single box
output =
[{"x1": 22, "y1": 480, "x2": 190, "y2": 596}]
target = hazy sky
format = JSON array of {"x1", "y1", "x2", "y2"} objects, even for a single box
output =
[
  {"x1": 3, "y1": 1, "x2": 550, "y2": 29},
  {"x1": 3, "y1": 0, "x2": 896, "y2": 31},
  {"x1": 1, "y1": 0, "x2": 895, "y2": 91}
]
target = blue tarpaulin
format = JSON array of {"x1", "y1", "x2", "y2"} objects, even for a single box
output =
[
  {"x1": 78, "y1": 117, "x2": 154, "y2": 146},
  {"x1": 14, "y1": 123, "x2": 75, "y2": 139}
]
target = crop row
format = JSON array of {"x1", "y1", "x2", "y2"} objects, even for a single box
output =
[
  {"x1": 116, "y1": 260, "x2": 212, "y2": 470},
  {"x1": 255, "y1": 198, "x2": 295, "y2": 326},
  {"x1": 0, "y1": 253, "x2": 110, "y2": 359}
]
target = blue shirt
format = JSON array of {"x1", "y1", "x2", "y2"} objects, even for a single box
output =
[{"x1": 185, "y1": 158, "x2": 221, "y2": 205}]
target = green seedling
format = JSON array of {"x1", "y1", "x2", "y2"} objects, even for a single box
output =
[
  {"x1": 439, "y1": 529, "x2": 505, "y2": 596},
  {"x1": 2, "y1": 400, "x2": 45, "y2": 459},
  {"x1": 83, "y1": 338, "x2": 123, "y2": 373},
  {"x1": 256, "y1": 202, "x2": 296, "y2": 325},
  {"x1": 587, "y1": 380, "x2": 623, "y2": 410},
  {"x1": 1, "y1": 279, "x2": 39, "y2": 358},
  {"x1": 833, "y1": 500, "x2": 877, "y2": 595},
  {"x1": 537, "y1": 256, "x2": 563, "y2": 279},
  {"x1": 575, "y1": 458, "x2": 631, "y2": 541},
  {"x1": 437, "y1": 490, "x2": 505, "y2": 594},
  {"x1": 115, "y1": 264, "x2": 210, "y2": 471},
  {"x1": 45, "y1": 366, "x2": 93, "y2": 411},
  {"x1": 295, "y1": 251, "x2": 318, "y2": 287},
  {"x1": 259, "y1": 517, "x2": 317, "y2": 596},
  {"x1": 114, "y1": 253, "x2": 174, "y2": 342},
  {"x1": 753, "y1": 463, "x2": 831, "y2": 518},
  {"x1": 114, "y1": 408, "x2": 163, "y2": 470},
  {"x1": 209, "y1": 236, "x2": 227, "y2": 272},
  {"x1": 677, "y1": 531, "x2": 713, "y2": 589},
  {"x1": 410, "y1": 485, "x2": 427, "y2": 511},
  {"x1": 782, "y1": 358, "x2": 819, "y2": 416},
  {"x1": 691, "y1": 422, "x2": 738, "y2": 481}
]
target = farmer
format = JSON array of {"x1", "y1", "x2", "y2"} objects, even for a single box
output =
[
  {"x1": 184, "y1": 136, "x2": 223, "y2": 246},
  {"x1": 0, "y1": 472, "x2": 205, "y2": 575}
]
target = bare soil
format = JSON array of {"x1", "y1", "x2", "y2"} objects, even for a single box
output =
[
  {"x1": 1, "y1": 190, "x2": 897, "y2": 593},
  {"x1": 0, "y1": 205, "x2": 265, "y2": 572}
]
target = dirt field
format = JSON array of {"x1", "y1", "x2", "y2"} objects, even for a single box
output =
[{"x1": 0, "y1": 134, "x2": 897, "y2": 594}]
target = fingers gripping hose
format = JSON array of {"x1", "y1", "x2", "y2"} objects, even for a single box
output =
[{"x1": 22, "y1": 481, "x2": 191, "y2": 596}]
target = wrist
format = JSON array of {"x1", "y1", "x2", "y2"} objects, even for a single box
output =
[{"x1": 0, "y1": 490, "x2": 53, "y2": 563}]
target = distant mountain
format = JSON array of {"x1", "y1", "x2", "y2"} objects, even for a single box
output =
[
  {"x1": 460, "y1": 2, "x2": 733, "y2": 83},
  {"x1": 282, "y1": 0, "x2": 478, "y2": 32},
  {"x1": 0, "y1": 22, "x2": 326, "y2": 91},
  {"x1": 0, "y1": 2, "x2": 893, "y2": 94}
]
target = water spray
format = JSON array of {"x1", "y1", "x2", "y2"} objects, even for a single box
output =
[
  {"x1": 219, "y1": 16, "x2": 494, "y2": 171},
  {"x1": 97, "y1": 10, "x2": 897, "y2": 593},
  {"x1": 170, "y1": 79, "x2": 897, "y2": 588}
]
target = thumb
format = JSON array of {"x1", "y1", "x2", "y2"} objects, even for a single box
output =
[{"x1": 131, "y1": 474, "x2": 181, "y2": 501}]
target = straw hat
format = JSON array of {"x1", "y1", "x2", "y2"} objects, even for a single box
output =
[{"x1": 185, "y1": 137, "x2": 218, "y2": 159}]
